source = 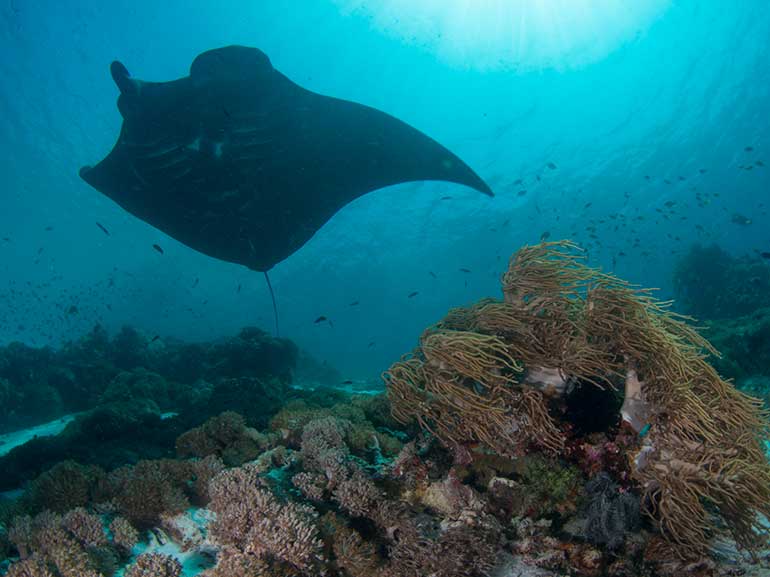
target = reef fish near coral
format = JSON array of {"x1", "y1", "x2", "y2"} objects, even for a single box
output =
[{"x1": 80, "y1": 45, "x2": 492, "y2": 273}]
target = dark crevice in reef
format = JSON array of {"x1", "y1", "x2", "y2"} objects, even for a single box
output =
[{"x1": 562, "y1": 378, "x2": 623, "y2": 436}]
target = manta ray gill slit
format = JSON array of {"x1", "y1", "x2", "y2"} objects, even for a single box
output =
[{"x1": 335, "y1": 0, "x2": 671, "y2": 70}]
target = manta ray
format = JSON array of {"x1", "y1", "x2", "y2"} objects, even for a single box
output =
[{"x1": 80, "y1": 45, "x2": 492, "y2": 331}]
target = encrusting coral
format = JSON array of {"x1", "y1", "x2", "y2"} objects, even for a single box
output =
[{"x1": 385, "y1": 240, "x2": 770, "y2": 559}]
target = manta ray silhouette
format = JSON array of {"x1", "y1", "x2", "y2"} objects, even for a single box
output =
[{"x1": 80, "y1": 45, "x2": 492, "y2": 273}]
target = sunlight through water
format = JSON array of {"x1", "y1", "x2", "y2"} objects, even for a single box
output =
[{"x1": 335, "y1": 0, "x2": 671, "y2": 70}]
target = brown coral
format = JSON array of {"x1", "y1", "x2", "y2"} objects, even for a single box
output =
[
  {"x1": 22, "y1": 461, "x2": 104, "y2": 514},
  {"x1": 124, "y1": 552, "x2": 182, "y2": 577},
  {"x1": 207, "y1": 465, "x2": 325, "y2": 574},
  {"x1": 6, "y1": 511, "x2": 102, "y2": 577},
  {"x1": 109, "y1": 516, "x2": 139, "y2": 554},
  {"x1": 176, "y1": 411, "x2": 266, "y2": 466},
  {"x1": 5, "y1": 557, "x2": 56, "y2": 577},
  {"x1": 102, "y1": 459, "x2": 192, "y2": 528}
]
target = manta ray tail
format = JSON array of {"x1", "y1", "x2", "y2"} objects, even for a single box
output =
[{"x1": 264, "y1": 271, "x2": 280, "y2": 338}]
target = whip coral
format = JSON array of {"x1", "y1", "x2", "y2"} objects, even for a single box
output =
[{"x1": 385, "y1": 240, "x2": 770, "y2": 558}]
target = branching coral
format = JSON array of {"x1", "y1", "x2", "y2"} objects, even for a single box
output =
[
  {"x1": 108, "y1": 516, "x2": 139, "y2": 554},
  {"x1": 207, "y1": 465, "x2": 325, "y2": 574},
  {"x1": 175, "y1": 411, "x2": 267, "y2": 466},
  {"x1": 5, "y1": 557, "x2": 56, "y2": 577},
  {"x1": 99, "y1": 459, "x2": 192, "y2": 528},
  {"x1": 22, "y1": 461, "x2": 104, "y2": 514},
  {"x1": 385, "y1": 240, "x2": 770, "y2": 559},
  {"x1": 6, "y1": 510, "x2": 106, "y2": 577},
  {"x1": 124, "y1": 552, "x2": 182, "y2": 577}
]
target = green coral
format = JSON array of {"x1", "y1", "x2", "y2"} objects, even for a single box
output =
[{"x1": 515, "y1": 455, "x2": 584, "y2": 518}]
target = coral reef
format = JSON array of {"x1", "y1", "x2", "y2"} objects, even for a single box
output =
[
  {"x1": 702, "y1": 306, "x2": 770, "y2": 382},
  {"x1": 385, "y1": 241, "x2": 770, "y2": 559},
  {"x1": 20, "y1": 461, "x2": 104, "y2": 515},
  {"x1": 0, "y1": 325, "x2": 295, "y2": 436},
  {"x1": 3, "y1": 245, "x2": 770, "y2": 576},
  {"x1": 0, "y1": 326, "x2": 297, "y2": 491},
  {"x1": 124, "y1": 553, "x2": 181, "y2": 577},
  {"x1": 673, "y1": 243, "x2": 770, "y2": 320},
  {"x1": 5, "y1": 509, "x2": 126, "y2": 577},
  {"x1": 175, "y1": 411, "x2": 269, "y2": 466}
]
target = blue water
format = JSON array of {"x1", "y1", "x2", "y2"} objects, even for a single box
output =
[{"x1": 0, "y1": 1, "x2": 768, "y2": 378}]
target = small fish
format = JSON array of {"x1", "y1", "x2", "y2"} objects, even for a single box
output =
[
  {"x1": 151, "y1": 335, "x2": 160, "y2": 342},
  {"x1": 367, "y1": 341, "x2": 375, "y2": 348},
  {"x1": 513, "y1": 178, "x2": 523, "y2": 185},
  {"x1": 731, "y1": 213, "x2": 752, "y2": 226},
  {"x1": 440, "y1": 196, "x2": 452, "y2": 201},
  {"x1": 67, "y1": 305, "x2": 78, "y2": 315},
  {"x1": 664, "y1": 201, "x2": 676, "y2": 208},
  {"x1": 1, "y1": 237, "x2": 10, "y2": 242},
  {"x1": 152, "y1": 244, "x2": 164, "y2": 254},
  {"x1": 517, "y1": 190, "x2": 527, "y2": 197},
  {"x1": 644, "y1": 175, "x2": 651, "y2": 180},
  {"x1": 191, "y1": 277, "x2": 199, "y2": 288},
  {"x1": 745, "y1": 146, "x2": 754, "y2": 152},
  {"x1": 698, "y1": 168, "x2": 707, "y2": 174},
  {"x1": 44, "y1": 226, "x2": 54, "y2": 231},
  {"x1": 757, "y1": 160, "x2": 765, "y2": 167},
  {"x1": 96, "y1": 222, "x2": 110, "y2": 236},
  {"x1": 341, "y1": 379, "x2": 354, "y2": 385},
  {"x1": 349, "y1": 300, "x2": 360, "y2": 306},
  {"x1": 314, "y1": 316, "x2": 328, "y2": 324},
  {"x1": 540, "y1": 231, "x2": 551, "y2": 241},
  {"x1": 459, "y1": 268, "x2": 471, "y2": 273},
  {"x1": 429, "y1": 271, "x2": 437, "y2": 279},
  {"x1": 546, "y1": 162, "x2": 557, "y2": 170},
  {"x1": 760, "y1": 252, "x2": 770, "y2": 260},
  {"x1": 237, "y1": 284, "x2": 242, "y2": 293},
  {"x1": 584, "y1": 202, "x2": 592, "y2": 209},
  {"x1": 408, "y1": 291, "x2": 419, "y2": 298}
]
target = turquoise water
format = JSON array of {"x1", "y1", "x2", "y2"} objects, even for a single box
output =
[{"x1": 0, "y1": 0, "x2": 768, "y2": 378}]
